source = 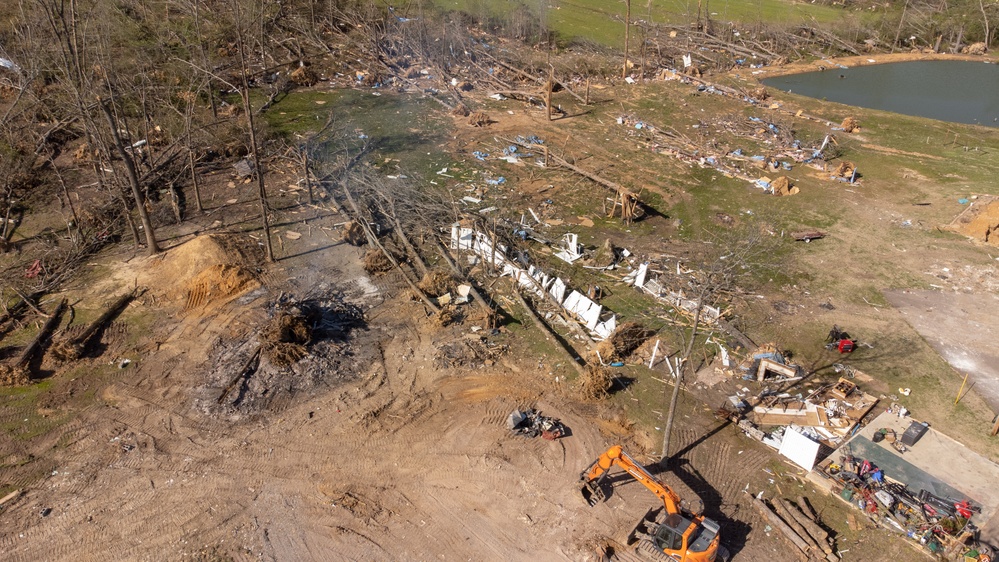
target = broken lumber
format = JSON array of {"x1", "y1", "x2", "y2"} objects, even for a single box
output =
[
  {"x1": 772, "y1": 498, "x2": 823, "y2": 554},
  {"x1": 715, "y1": 318, "x2": 756, "y2": 350},
  {"x1": 752, "y1": 496, "x2": 810, "y2": 558},
  {"x1": 779, "y1": 498, "x2": 831, "y2": 550},
  {"x1": 434, "y1": 238, "x2": 497, "y2": 325},
  {"x1": 217, "y1": 346, "x2": 261, "y2": 405}
]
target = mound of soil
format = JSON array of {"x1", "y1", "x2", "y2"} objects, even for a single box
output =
[
  {"x1": 185, "y1": 264, "x2": 258, "y2": 311},
  {"x1": 949, "y1": 197, "x2": 999, "y2": 246}
]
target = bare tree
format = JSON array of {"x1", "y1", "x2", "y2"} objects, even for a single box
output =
[{"x1": 659, "y1": 221, "x2": 778, "y2": 467}]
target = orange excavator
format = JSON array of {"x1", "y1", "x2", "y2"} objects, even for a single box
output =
[{"x1": 581, "y1": 445, "x2": 727, "y2": 562}]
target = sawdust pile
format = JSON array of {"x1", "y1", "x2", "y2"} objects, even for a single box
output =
[
  {"x1": 418, "y1": 269, "x2": 456, "y2": 297},
  {"x1": 362, "y1": 249, "x2": 394, "y2": 274},
  {"x1": 771, "y1": 176, "x2": 799, "y2": 196},
  {"x1": 0, "y1": 365, "x2": 30, "y2": 387},
  {"x1": 592, "y1": 322, "x2": 655, "y2": 362},
  {"x1": 184, "y1": 264, "x2": 257, "y2": 310},
  {"x1": 577, "y1": 366, "x2": 613, "y2": 401},
  {"x1": 840, "y1": 117, "x2": 860, "y2": 133},
  {"x1": 949, "y1": 197, "x2": 999, "y2": 246},
  {"x1": 342, "y1": 221, "x2": 366, "y2": 246}
]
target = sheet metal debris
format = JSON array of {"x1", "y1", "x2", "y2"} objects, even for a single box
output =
[{"x1": 507, "y1": 408, "x2": 566, "y2": 440}]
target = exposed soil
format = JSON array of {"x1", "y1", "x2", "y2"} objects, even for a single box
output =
[{"x1": 0, "y1": 214, "x2": 805, "y2": 561}]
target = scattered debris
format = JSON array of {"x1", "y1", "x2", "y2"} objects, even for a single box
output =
[
  {"x1": 507, "y1": 408, "x2": 567, "y2": 440},
  {"x1": 342, "y1": 221, "x2": 367, "y2": 246}
]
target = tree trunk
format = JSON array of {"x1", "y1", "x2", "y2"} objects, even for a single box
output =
[
  {"x1": 234, "y1": 0, "x2": 274, "y2": 263},
  {"x1": 623, "y1": 0, "x2": 632, "y2": 79},
  {"x1": 661, "y1": 294, "x2": 703, "y2": 467},
  {"x1": 98, "y1": 100, "x2": 160, "y2": 255}
]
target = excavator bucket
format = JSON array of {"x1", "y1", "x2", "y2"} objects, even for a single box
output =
[
  {"x1": 581, "y1": 480, "x2": 606, "y2": 506},
  {"x1": 626, "y1": 507, "x2": 660, "y2": 545}
]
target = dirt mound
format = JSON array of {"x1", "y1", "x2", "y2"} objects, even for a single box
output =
[
  {"x1": 840, "y1": 117, "x2": 860, "y2": 133},
  {"x1": 362, "y1": 249, "x2": 394, "y2": 274},
  {"x1": 949, "y1": 197, "x2": 999, "y2": 246},
  {"x1": 184, "y1": 264, "x2": 258, "y2": 310},
  {"x1": 342, "y1": 221, "x2": 366, "y2": 246}
]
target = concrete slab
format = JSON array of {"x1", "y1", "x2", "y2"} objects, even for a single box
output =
[
  {"x1": 831, "y1": 411, "x2": 999, "y2": 542},
  {"x1": 885, "y1": 290, "x2": 999, "y2": 412}
]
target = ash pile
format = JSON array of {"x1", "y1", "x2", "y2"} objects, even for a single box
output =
[{"x1": 203, "y1": 286, "x2": 370, "y2": 416}]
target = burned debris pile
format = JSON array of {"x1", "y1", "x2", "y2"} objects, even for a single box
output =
[{"x1": 207, "y1": 287, "x2": 369, "y2": 415}]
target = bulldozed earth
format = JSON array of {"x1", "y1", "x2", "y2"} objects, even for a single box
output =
[{"x1": 2, "y1": 14, "x2": 999, "y2": 562}]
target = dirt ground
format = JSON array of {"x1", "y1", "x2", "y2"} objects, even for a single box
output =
[
  {"x1": 0, "y1": 195, "x2": 816, "y2": 561},
  {"x1": 3, "y1": 45, "x2": 997, "y2": 562}
]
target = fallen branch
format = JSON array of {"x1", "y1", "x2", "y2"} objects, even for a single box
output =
[
  {"x1": 339, "y1": 179, "x2": 440, "y2": 314},
  {"x1": 13, "y1": 298, "x2": 67, "y2": 371},
  {"x1": 751, "y1": 495, "x2": 810, "y2": 560},
  {"x1": 217, "y1": 346, "x2": 261, "y2": 405},
  {"x1": 51, "y1": 289, "x2": 142, "y2": 361}
]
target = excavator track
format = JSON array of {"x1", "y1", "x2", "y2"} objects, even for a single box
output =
[{"x1": 635, "y1": 538, "x2": 675, "y2": 562}]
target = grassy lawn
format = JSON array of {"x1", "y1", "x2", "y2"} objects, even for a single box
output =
[{"x1": 435, "y1": 0, "x2": 844, "y2": 47}]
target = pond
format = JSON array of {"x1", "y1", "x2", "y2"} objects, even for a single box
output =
[{"x1": 762, "y1": 60, "x2": 999, "y2": 128}]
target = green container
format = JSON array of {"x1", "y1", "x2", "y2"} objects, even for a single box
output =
[{"x1": 841, "y1": 488, "x2": 854, "y2": 501}]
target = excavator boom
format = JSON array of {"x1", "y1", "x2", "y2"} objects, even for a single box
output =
[
  {"x1": 580, "y1": 445, "x2": 724, "y2": 562},
  {"x1": 580, "y1": 445, "x2": 682, "y2": 513}
]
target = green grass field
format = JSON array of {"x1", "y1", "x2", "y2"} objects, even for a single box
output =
[{"x1": 435, "y1": 0, "x2": 844, "y2": 47}]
